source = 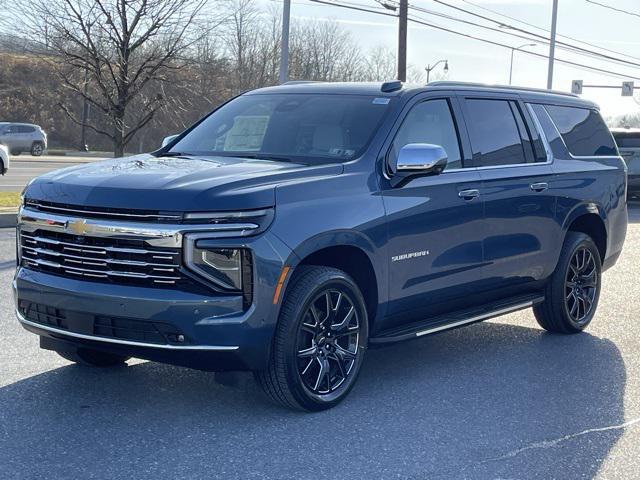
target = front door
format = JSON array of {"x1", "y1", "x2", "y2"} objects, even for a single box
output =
[{"x1": 380, "y1": 96, "x2": 485, "y2": 329}]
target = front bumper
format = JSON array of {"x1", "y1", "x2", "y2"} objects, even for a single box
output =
[{"x1": 13, "y1": 230, "x2": 293, "y2": 371}]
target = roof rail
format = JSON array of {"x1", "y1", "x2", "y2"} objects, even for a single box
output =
[
  {"x1": 427, "y1": 81, "x2": 578, "y2": 98},
  {"x1": 282, "y1": 80, "x2": 323, "y2": 85}
]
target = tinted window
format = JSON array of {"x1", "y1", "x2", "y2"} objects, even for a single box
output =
[
  {"x1": 171, "y1": 94, "x2": 392, "y2": 164},
  {"x1": 545, "y1": 105, "x2": 616, "y2": 156},
  {"x1": 389, "y1": 99, "x2": 462, "y2": 171},
  {"x1": 464, "y1": 99, "x2": 529, "y2": 167}
]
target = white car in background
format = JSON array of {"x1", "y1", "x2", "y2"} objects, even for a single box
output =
[{"x1": 0, "y1": 143, "x2": 9, "y2": 175}]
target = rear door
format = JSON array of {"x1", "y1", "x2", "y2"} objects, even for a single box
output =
[
  {"x1": 459, "y1": 94, "x2": 558, "y2": 292},
  {"x1": 380, "y1": 93, "x2": 485, "y2": 328}
]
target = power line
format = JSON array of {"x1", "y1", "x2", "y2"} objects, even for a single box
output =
[
  {"x1": 306, "y1": 0, "x2": 640, "y2": 82},
  {"x1": 460, "y1": 0, "x2": 640, "y2": 64},
  {"x1": 417, "y1": 0, "x2": 640, "y2": 71},
  {"x1": 585, "y1": 0, "x2": 640, "y2": 19},
  {"x1": 407, "y1": 3, "x2": 640, "y2": 71}
]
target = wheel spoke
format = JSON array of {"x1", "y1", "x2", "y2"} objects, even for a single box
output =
[
  {"x1": 330, "y1": 353, "x2": 347, "y2": 379},
  {"x1": 301, "y1": 358, "x2": 314, "y2": 375},
  {"x1": 334, "y1": 344, "x2": 357, "y2": 362},
  {"x1": 313, "y1": 357, "x2": 329, "y2": 391},
  {"x1": 334, "y1": 325, "x2": 359, "y2": 339},
  {"x1": 331, "y1": 305, "x2": 355, "y2": 331},
  {"x1": 297, "y1": 345, "x2": 317, "y2": 358}
]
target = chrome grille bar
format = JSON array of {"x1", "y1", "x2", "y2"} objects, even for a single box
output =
[
  {"x1": 19, "y1": 207, "x2": 260, "y2": 248},
  {"x1": 23, "y1": 257, "x2": 181, "y2": 282},
  {"x1": 22, "y1": 246, "x2": 180, "y2": 268}
]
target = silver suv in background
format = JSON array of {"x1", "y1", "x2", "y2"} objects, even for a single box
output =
[
  {"x1": 0, "y1": 122, "x2": 47, "y2": 156},
  {"x1": 611, "y1": 128, "x2": 640, "y2": 199}
]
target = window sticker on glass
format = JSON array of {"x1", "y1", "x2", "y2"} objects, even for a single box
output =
[
  {"x1": 223, "y1": 115, "x2": 269, "y2": 151},
  {"x1": 329, "y1": 148, "x2": 356, "y2": 157},
  {"x1": 372, "y1": 98, "x2": 390, "y2": 105}
]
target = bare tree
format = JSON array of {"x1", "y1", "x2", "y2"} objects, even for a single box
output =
[
  {"x1": 362, "y1": 45, "x2": 396, "y2": 81},
  {"x1": 8, "y1": 0, "x2": 216, "y2": 156}
]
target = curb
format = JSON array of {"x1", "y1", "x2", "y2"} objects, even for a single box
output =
[{"x1": 0, "y1": 211, "x2": 17, "y2": 228}]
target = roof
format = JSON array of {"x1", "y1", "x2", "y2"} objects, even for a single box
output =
[{"x1": 246, "y1": 80, "x2": 598, "y2": 108}]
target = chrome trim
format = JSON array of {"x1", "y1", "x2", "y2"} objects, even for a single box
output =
[
  {"x1": 22, "y1": 257, "x2": 181, "y2": 281},
  {"x1": 415, "y1": 301, "x2": 535, "y2": 337},
  {"x1": 16, "y1": 309, "x2": 240, "y2": 351},
  {"x1": 20, "y1": 233, "x2": 179, "y2": 256},
  {"x1": 18, "y1": 207, "x2": 260, "y2": 248},
  {"x1": 22, "y1": 245, "x2": 179, "y2": 268},
  {"x1": 24, "y1": 202, "x2": 182, "y2": 220}
]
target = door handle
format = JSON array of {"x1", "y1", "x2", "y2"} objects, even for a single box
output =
[
  {"x1": 458, "y1": 189, "x2": 480, "y2": 200},
  {"x1": 530, "y1": 182, "x2": 549, "y2": 192}
]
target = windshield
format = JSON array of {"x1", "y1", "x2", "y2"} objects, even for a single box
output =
[{"x1": 168, "y1": 94, "x2": 393, "y2": 163}]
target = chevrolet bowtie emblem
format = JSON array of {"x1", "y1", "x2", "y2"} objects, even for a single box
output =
[{"x1": 65, "y1": 219, "x2": 88, "y2": 236}]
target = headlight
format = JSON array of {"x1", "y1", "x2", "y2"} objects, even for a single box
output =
[{"x1": 189, "y1": 247, "x2": 244, "y2": 290}]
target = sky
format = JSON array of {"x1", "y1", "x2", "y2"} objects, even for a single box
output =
[{"x1": 266, "y1": 0, "x2": 640, "y2": 120}]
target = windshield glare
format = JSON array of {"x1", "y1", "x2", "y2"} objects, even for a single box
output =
[{"x1": 169, "y1": 94, "x2": 392, "y2": 163}]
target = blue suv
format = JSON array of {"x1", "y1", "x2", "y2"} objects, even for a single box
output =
[{"x1": 14, "y1": 81, "x2": 628, "y2": 411}]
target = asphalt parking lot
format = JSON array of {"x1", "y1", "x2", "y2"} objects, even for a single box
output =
[{"x1": 0, "y1": 204, "x2": 639, "y2": 479}]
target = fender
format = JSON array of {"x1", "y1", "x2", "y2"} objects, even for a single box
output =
[
  {"x1": 273, "y1": 229, "x2": 389, "y2": 324},
  {"x1": 561, "y1": 201, "x2": 607, "y2": 232}
]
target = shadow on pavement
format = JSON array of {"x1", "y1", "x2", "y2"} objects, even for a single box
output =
[{"x1": 0, "y1": 322, "x2": 625, "y2": 479}]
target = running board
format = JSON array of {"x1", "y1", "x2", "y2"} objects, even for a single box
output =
[{"x1": 370, "y1": 294, "x2": 544, "y2": 345}]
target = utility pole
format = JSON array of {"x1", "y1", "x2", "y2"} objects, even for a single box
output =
[
  {"x1": 397, "y1": 0, "x2": 408, "y2": 82},
  {"x1": 547, "y1": 0, "x2": 559, "y2": 89},
  {"x1": 279, "y1": 0, "x2": 291, "y2": 84}
]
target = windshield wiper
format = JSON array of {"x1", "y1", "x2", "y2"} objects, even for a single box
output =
[{"x1": 227, "y1": 153, "x2": 296, "y2": 163}]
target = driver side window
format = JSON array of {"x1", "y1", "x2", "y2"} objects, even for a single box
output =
[{"x1": 389, "y1": 99, "x2": 462, "y2": 172}]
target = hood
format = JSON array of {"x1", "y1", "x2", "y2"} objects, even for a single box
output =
[{"x1": 24, "y1": 154, "x2": 343, "y2": 212}]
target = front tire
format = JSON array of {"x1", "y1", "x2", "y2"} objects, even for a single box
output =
[
  {"x1": 534, "y1": 232, "x2": 602, "y2": 333},
  {"x1": 255, "y1": 266, "x2": 369, "y2": 411},
  {"x1": 57, "y1": 348, "x2": 130, "y2": 367}
]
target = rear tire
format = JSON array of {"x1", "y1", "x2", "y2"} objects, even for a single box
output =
[
  {"x1": 255, "y1": 266, "x2": 369, "y2": 411},
  {"x1": 57, "y1": 348, "x2": 130, "y2": 367},
  {"x1": 534, "y1": 232, "x2": 602, "y2": 334},
  {"x1": 31, "y1": 142, "x2": 44, "y2": 156}
]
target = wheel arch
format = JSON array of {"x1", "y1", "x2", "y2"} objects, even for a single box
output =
[
  {"x1": 282, "y1": 231, "x2": 385, "y2": 331},
  {"x1": 562, "y1": 203, "x2": 607, "y2": 262}
]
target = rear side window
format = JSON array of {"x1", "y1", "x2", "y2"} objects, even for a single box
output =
[
  {"x1": 464, "y1": 98, "x2": 533, "y2": 167},
  {"x1": 545, "y1": 105, "x2": 616, "y2": 157}
]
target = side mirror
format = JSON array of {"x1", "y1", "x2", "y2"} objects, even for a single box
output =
[
  {"x1": 390, "y1": 143, "x2": 448, "y2": 187},
  {"x1": 161, "y1": 134, "x2": 179, "y2": 148}
]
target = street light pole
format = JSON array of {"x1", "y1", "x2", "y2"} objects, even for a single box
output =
[
  {"x1": 279, "y1": 0, "x2": 291, "y2": 84},
  {"x1": 547, "y1": 0, "x2": 559, "y2": 89},
  {"x1": 425, "y1": 59, "x2": 448, "y2": 84},
  {"x1": 509, "y1": 43, "x2": 536, "y2": 85}
]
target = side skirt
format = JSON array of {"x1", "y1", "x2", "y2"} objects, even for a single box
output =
[{"x1": 369, "y1": 293, "x2": 544, "y2": 345}]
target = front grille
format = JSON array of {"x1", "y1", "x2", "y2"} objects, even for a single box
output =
[
  {"x1": 18, "y1": 300, "x2": 187, "y2": 345},
  {"x1": 19, "y1": 229, "x2": 186, "y2": 287},
  {"x1": 24, "y1": 199, "x2": 183, "y2": 223}
]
